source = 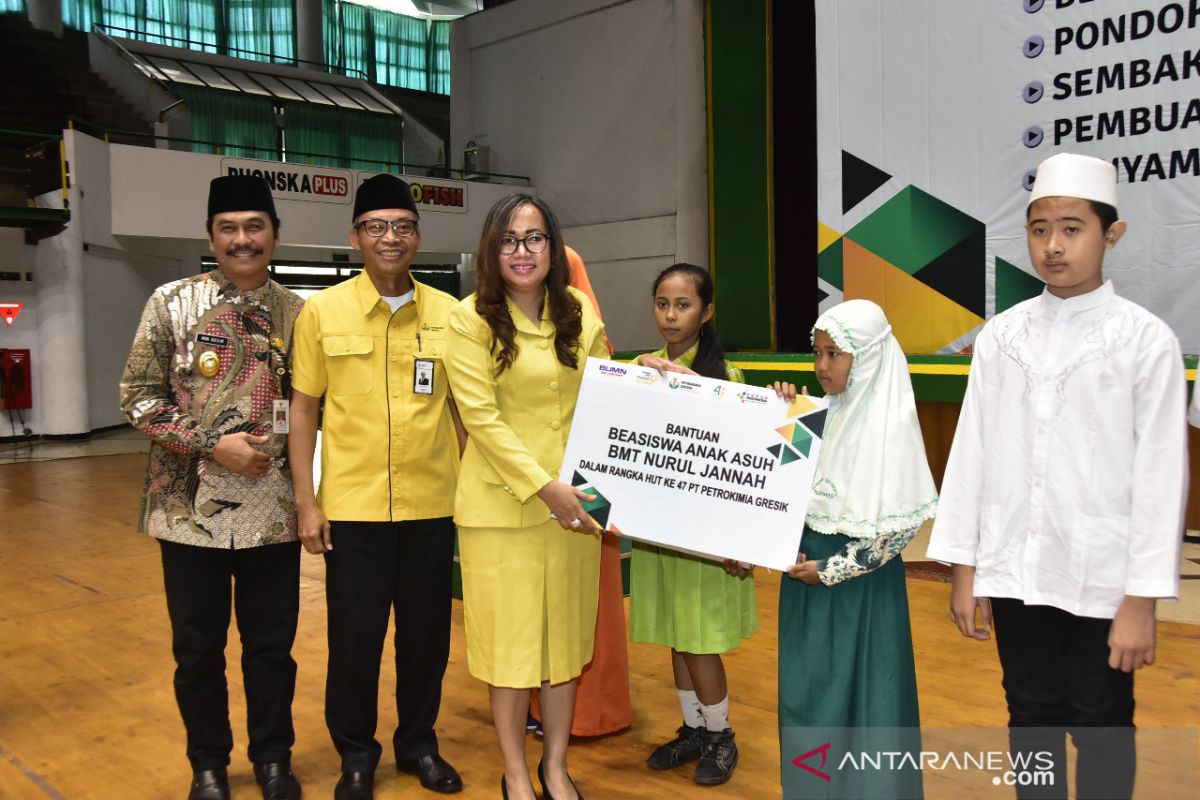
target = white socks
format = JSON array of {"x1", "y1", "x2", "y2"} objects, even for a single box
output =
[
  {"x1": 699, "y1": 695, "x2": 730, "y2": 732},
  {"x1": 677, "y1": 689, "x2": 705, "y2": 729}
]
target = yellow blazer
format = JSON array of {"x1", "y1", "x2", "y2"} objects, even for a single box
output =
[{"x1": 445, "y1": 286, "x2": 608, "y2": 528}]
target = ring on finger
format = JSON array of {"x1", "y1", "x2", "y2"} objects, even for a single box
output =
[{"x1": 571, "y1": 518, "x2": 582, "y2": 528}]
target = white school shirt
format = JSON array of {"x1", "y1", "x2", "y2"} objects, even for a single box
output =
[{"x1": 926, "y1": 281, "x2": 1187, "y2": 619}]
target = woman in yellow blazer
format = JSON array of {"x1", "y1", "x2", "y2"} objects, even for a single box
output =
[{"x1": 445, "y1": 194, "x2": 608, "y2": 800}]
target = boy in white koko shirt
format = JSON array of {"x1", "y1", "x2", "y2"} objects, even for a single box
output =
[{"x1": 927, "y1": 152, "x2": 1187, "y2": 800}]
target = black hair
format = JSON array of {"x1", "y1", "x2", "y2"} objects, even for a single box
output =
[
  {"x1": 1089, "y1": 201, "x2": 1118, "y2": 233},
  {"x1": 473, "y1": 193, "x2": 581, "y2": 375},
  {"x1": 651, "y1": 263, "x2": 729, "y2": 381},
  {"x1": 1025, "y1": 200, "x2": 1117, "y2": 233},
  {"x1": 205, "y1": 214, "x2": 282, "y2": 237}
]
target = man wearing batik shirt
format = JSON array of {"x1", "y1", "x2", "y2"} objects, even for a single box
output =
[{"x1": 120, "y1": 175, "x2": 304, "y2": 800}]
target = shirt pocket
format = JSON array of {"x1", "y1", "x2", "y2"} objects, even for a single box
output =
[
  {"x1": 476, "y1": 451, "x2": 507, "y2": 488},
  {"x1": 322, "y1": 334, "x2": 375, "y2": 396},
  {"x1": 1072, "y1": 513, "x2": 1129, "y2": 592},
  {"x1": 463, "y1": 444, "x2": 511, "y2": 493},
  {"x1": 976, "y1": 503, "x2": 1018, "y2": 578}
]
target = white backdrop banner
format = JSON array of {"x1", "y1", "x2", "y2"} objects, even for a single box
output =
[
  {"x1": 816, "y1": 0, "x2": 1200, "y2": 353},
  {"x1": 560, "y1": 358, "x2": 829, "y2": 570}
]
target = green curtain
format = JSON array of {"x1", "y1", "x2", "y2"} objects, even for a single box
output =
[
  {"x1": 283, "y1": 101, "x2": 342, "y2": 167},
  {"x1": 347, "y1": 108, "x2": 403, "y2": 171},
  {"x1": 65, "y1": 0, "x2": 293, "y2": 64},
  {"x1": 338, "y1": 1, "x2": 372, "y2": 81},
  {"x1": 322, "y1": 0, "x2": 340, "y2": 73},
  {"x1": 175, "y1": 85, "x2": 278, "y2": 159},
  {"x1": 284, "y1": 101, "x2": 402, "y2": 172},
  {"x1": 63, "y1": 0, "x2": 103, "y2": 30},
  {"x1": 372, "y1": 7, "x2": 426, "y2": 90},
  {"x1": 69, "y1": 0, "x2": 448, "y2": 95},
  {"x1": 324, "y1": 2, "x2": 449, "y2": 93},
  {"x1": 0, "y1": 0, "x2": 26, "y2": 14},
  {"x1": 145, "y1": 0, "x2": 218, "y2": 52},
  {"x1": 427, "y1": 19, "x2": 450, "y2": 95},
  {"x1": 226, "y1": 0, "x2": 295, "y2": 64},
  {"x1": 66, "y1": 0, "x2": 206, "y2": 42},
  {"x1": 98, "y1": 0, "x2": 141, "y2": 38}
]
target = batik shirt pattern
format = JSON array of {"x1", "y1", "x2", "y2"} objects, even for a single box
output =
[{"x1": 120, "y1": 271, "x2": 303, "y2": 548}]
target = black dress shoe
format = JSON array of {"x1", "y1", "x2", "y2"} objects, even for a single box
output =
[
  {"x1": 398, "y1": 754, "x2": 463, "y2": 794},
  {"x1": 334, "y1": 771, "x2": 373, "y2": 800},
  {"x1": 188, "y1": 768, "x2": 230, "y2": 800},
  {"x1": 537, "y1": 760, "x2": 583, "y2": 800},
  {"x1": 254, "y1": 761, "x2": 302, "y2": 800}
]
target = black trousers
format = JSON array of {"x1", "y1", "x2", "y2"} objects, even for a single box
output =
[
  {"x1": 991, "y1": 598, "x2": 1136, "y2": 800},
  {"x1": 159, "y1": 539, "x2": 300, "y2": 771},
  {"x1": 324, "y1": 518, "x2": 455, "y2": 773}
]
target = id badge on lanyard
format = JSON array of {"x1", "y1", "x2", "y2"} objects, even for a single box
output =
[
  {"x1": 414, "y1": 359, "x2": 435, "y2": 395},
  {"x1": 272, "y1": 399, "x2": 289, "y2": 433}
]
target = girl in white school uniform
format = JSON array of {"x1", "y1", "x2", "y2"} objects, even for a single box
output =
[{"x1": 778, "y1": 299, "x2": 937, "y2": 800}]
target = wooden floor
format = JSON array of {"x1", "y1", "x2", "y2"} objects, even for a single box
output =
[{"x1": 1, "y1": 453, "x2": 1198, "y2": 799}]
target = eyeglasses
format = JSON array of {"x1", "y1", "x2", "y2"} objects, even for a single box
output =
[
  {"x1": 356, "y1": 218, "x2": 419, "y2": 238},
  {"x1": 499, "y1": 232, "x2": 550, "y2": 255}
]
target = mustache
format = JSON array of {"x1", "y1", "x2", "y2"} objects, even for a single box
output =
[{"x1": 225, "y1": 247, "x2": 264, "y2": 257}]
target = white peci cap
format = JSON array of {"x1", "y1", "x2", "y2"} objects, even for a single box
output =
[{"x1": 1028, "y1": 152, "x2": 1117, "y2": 210}]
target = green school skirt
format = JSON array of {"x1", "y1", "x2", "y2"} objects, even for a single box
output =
[
  {"x1": 628, "y1": 542, "x2": 758, "y2": 654},
  {"x1": 778, "y1": 527, "x2": 923, "y2": 799}
]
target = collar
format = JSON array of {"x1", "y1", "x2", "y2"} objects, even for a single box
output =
[
  {"x1": 354, "y1": 270, "x2": 421, "y2": 316},
  {"x1": 1038, "y1": 279, "x2": 1114, "y2": 314},
  {"x1": 654, "y1": 340, "x2": 699, "y2": 368},
  {"x1": 210, "y1": 268, "x2": 271, "y2": 299},
  {"x1": 505, "y1": 290, "x2": 551, "y2": 336},
  {"x1": 209, "y1": 270, "x2": 235, "y2": 293}
]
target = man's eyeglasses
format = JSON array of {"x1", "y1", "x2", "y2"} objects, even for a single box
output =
[
  {"x1": 356, "y1": 218, "x2": 419, "y2": 238},
  {"x1": 499, "y1": 233, "x2": 550, "y2": 255}
]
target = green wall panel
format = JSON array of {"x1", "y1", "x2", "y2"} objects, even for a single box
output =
[{"x1": 709, "y1": 0, "x2": 773, "y2": 350}]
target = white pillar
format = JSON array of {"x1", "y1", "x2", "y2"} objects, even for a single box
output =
[{"x1": 33, "y1": 203, "x2": 89, "y2": 436}]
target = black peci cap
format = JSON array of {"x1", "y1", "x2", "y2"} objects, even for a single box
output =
[
  {"x1": 207, "y1": 175, "x2": 277, "y2": 219},
  {"x1": 353, "y1": 174, "x2": 419, "y2": 221}
]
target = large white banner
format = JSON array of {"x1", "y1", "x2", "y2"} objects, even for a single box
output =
[
  {"x1": 560, "y1": 358, "x2": 829, "y2": 570},
  {"x1": 816, "y1": 0, "x2": 1200, "y2": 353}
]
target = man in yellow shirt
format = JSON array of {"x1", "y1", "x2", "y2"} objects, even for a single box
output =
[{"x1": 289, "y1": 175, "x2": 465, "y2": 799}]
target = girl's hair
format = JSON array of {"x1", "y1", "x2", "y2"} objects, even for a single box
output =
[
  {"x1": 474, "y1": 194, "x2": 582, "y2": 374},
  {"x1": 651, "y1": 263, "x2": 729, "y2": 381}
]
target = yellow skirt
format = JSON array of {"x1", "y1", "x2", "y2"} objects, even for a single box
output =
[{"x1": 458, "y1": 519, "x2": 602, "y2": 688}]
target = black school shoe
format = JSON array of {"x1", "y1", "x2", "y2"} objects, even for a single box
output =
[
  {"x1": 398, "y1": 754, "x2": 463, "y2": 794},
  {"x1": 333, "y1": 771, "x2": 373, "y2": 800},
  {"x1": 254, "y1": 761, "x2": 302, "y2": 800},
  {"x1": 693, "y1": 728, "x2": 738, "y2": 786},
  {"x1": 188, "y1": 768, "x2": 230, "y2": 800},
  {"x1": 646, "y1": 724, "x2": 705, "y2": 770}
]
